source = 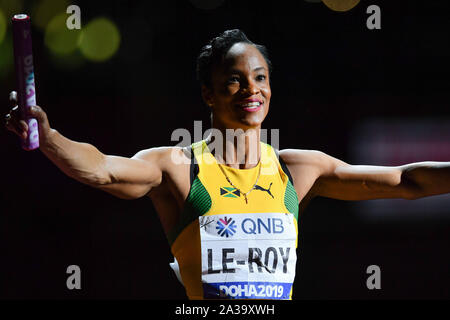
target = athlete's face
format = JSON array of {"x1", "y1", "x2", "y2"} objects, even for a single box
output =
[{"x1": 203, "y1": 43, "x2": 271, "y2": 129}]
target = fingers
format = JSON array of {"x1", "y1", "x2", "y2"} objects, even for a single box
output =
[
  {"x1": 5, "y1": 112, "x2": 28, "y2": 139},
  {"x1": 5, "y1": 91, "x2": 51, "y2": 140},
  {"x1": 8, "y1": 91, "x2": 25, "y2": 124},
  {"x1": 9, "y1": 91, "x2": 18, "y2": 108},
  {"x1": 6, "y1": 91, "x2": 20, "y2": 128},
  {"x1": 6, "y1": 91, "x2": 21, "y2": 130},
  {"x1": 26, "y1": 105, "x2": 50, "y2": 129},
  {"x1": 5, "y1": 91, "x2": 28, "y2": 139}
]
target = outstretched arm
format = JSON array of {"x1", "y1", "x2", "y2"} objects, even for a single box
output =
[
  {"x1": 5, "y1": 94, "x2": 166, "y2": 200},
  {"x1": 280, "y1": 149, "x2": 450, "y2": 201},
  {"x1": 40, "y1": 126, "x2": 166, "y2": 199}
]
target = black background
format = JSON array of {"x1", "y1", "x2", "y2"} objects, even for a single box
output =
[{"x1": 1, "y1": 0, "x2": 449, "y2": 299}]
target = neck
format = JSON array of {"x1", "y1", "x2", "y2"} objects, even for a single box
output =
[{"x1": 207, "y1": 118, "x2": 261, "y2": 169}]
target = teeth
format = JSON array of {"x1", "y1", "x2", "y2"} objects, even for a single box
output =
[{"x1": 241, "y1": 102, "x2": 261, "y2": 107}]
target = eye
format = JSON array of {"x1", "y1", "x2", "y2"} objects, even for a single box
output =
[
  {"x1": 256, "y1": 74, "x2": 266, "y2": 81},
  {"x1": 227, "y1": 76, "x2": 240, "y2": 84}
]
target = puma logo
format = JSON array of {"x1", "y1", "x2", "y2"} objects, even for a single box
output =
[{"x1": 254, "y1": 182, "x2": 274, "y2": 199}]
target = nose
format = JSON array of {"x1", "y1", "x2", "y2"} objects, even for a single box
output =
[{"x1": 242, "y1": 78, "x2": 260, "y2": 95}]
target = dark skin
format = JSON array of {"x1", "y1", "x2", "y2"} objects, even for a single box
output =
[
  {"x1": 204, "y1": 42, "x2": 271, "y2": 131},
  {"x1": 5, "y1": 42, "x2": 450, "y2": 236}
]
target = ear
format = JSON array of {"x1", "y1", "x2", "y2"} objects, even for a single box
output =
[{"x1": 201, "y1": 84, "x2": 214, "y2": 108}]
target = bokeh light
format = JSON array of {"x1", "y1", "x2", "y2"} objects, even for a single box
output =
[
  {"x1": 44, "y1": 13, "x2": 81, "y2": 55},
  {"x1": 322, "y1": 0, "x2": 360, "y2": 12},
  {"x1": 0, "y1": 9, "x2": 6, "y2": 44},
  {"x1": 79, "y1": 17, "x2": 121, "y2": 62},
  {"x1": 32, "y1": 0, "x2": 69, "y2": 30}
]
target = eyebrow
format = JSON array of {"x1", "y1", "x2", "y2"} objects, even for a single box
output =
[
  {"x1": 227, "y1": 66, "x2": 267, "y2": 74},
  {"x1": 253, "y1": 67, "x2": 266, "y2": 72}
]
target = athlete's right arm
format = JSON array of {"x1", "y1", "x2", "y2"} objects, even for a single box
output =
[
  {"x1": 5, "y1": 92, "x2": 163, "y2": 200},
  {"x1": 40, "y1": 129, "x2": 165, "y2": 200}
]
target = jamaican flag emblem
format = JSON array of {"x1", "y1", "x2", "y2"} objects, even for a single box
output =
[{"x1": 220, "y1": 187, "x2": 240, "y2": 198}]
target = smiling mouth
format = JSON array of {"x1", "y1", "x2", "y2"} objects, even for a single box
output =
[{"x1": 236, "y1": 101, "x2": 263, "y2": 112}]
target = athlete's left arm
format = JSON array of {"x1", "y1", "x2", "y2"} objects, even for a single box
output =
[{"x1": 284, "y1": 150, "x2": 450, "y2": 201}]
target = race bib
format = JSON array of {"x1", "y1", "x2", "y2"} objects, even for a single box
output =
[{"x1": 199, "y1": 212, "x2": 297, "y2": 299}]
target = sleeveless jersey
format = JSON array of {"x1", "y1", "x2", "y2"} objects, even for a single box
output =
[{"x1": 167, "y1": 140, "x2": 299, "y2": 300}]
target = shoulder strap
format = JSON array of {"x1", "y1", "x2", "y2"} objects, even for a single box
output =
[
  {"x1": 273, "y1": 148, "x2": 294, "y2": 187},
  {"x1": 189, "y1": 144, "x2": 199, "y2": 185}
]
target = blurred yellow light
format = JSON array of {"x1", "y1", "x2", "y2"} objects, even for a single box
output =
[
  {"x1": 0, "y1": 9, "x2": 6, "y2": 44},
  {"x1": 44, "y1": 13, "x2": 81, "y2": 55},
  {"x1": 33, "y1": 0, "x2": 69, "y2": 30},
  {"x1": 322, "y1": 0, "x2": 360, "y2": 12},
  {"x1": 79, "y1": 17, "x2": 121, "y2": 62}
]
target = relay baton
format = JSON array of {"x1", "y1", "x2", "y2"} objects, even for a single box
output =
[{"x1": 12, "y1": 14, "x2": 39, "y2": 150}]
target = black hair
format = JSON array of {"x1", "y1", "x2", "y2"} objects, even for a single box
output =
[{"x1": 196, "y1": 29, "x2": 272, "y2": 88}]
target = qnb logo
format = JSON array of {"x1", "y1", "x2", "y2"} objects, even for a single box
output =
[
  {"x1": 216, "y1": 217, "x2": 237, "y2": 237},
  {"x1": 242, "y1": 218, "x2": 284, "y2": 235}
]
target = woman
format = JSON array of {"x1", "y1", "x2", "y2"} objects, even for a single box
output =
[{"x1": 5, "y1": 29, "x2": 450, "y2": 300}]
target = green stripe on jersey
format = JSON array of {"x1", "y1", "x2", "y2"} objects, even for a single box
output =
[{"x1": 167, "y1": 176, "x2": 212, "y2": 246}]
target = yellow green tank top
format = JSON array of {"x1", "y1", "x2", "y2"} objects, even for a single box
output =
[{"x1": 168, "y1": 140, "x2": 299, "y2": 300}]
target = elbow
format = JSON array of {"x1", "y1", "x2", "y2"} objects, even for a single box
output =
[
  {"x1": 73, "y1": 156, "x2": 112, "y2": 187},
  {"x1": 95, "y1": 183, "x2": 150, "y2": 200},
  {"x1": 68, "y1": 172, "x2": 109, "y2": 188},
  {"x1": 83, "y1": 172, "x2": 111, "y2": 187}
]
